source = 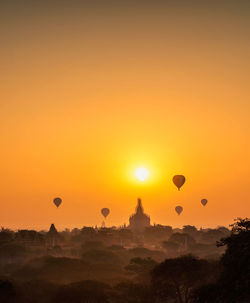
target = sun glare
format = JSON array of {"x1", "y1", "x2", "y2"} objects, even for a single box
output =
[{"x1": 135, "y1": 167, "x2": 149, "y2": 181}]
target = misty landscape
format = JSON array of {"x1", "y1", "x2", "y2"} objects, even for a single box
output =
[
  {"x1": 0, "y1": 215, "x2": 249, "y2": 302},
  {"x1": 1, "y1": 0, "x2": 250, "y2": 302}
]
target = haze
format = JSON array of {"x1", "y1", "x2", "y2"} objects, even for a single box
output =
[{"x1": 0, "y1": 0, "x2": 250, "y2": 229}]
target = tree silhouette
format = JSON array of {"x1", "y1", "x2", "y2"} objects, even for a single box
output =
[
  {"x1": 216, "y1": 218, "x2": 250, "y2": 302},
  {"x1": 0, "y1": 280, "x2": 16, "y2": 303},
  {"x1": 152, "y1": 255, "x2": 212, "y2": 303},
  {"x1": 53, "y1": 280, "x2": 110, "y2": 303}
]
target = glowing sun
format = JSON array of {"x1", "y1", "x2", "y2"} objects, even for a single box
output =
[{"x1": 135, "y1": 167, "x2": 149, "y2": 181}]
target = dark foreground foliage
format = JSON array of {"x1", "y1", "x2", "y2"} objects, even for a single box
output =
[
  {"x1": 192, "y1": 218, "x2": 250, "y2": 303},
  {"x1": 0, "y1": 218, "x2": 249, "y2": 303}
]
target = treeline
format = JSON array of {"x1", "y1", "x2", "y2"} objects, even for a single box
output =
[
  {"x1": 0, "y1": 224, "x2": 230, "y2": 262},
  {"x1": 0, "y1": 219, "x2": 249, "y2": 302}
]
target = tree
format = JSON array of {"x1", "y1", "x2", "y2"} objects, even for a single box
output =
[
  {"x1": 53, "y1": 280, "x2": 110, "y2": 303},
  {"x1": 216, "y1": 218, "x2": 250, "y2": 302},
  {"x1": 0, "y1": 228, "x2": 14, "y2": 245},
  {"x1": 113, "y1": 282, "x2": 153, "y2": 303},
  {"x1": 16, "y1": 279, "x2": 57, "y2": 303},
  {"x1": 81, "y1": 240, "x2": 105, "y2": 251},
  {"x1": 168, "y1": 233, "x2": 196, "y2": 253},
  {"x1": 193, "y1": 218, "x2": 250, "y2": 303},
  {"x1": 81, "y1": 249, "x2": 121, "y2": 266},
  {"x1": 0, "y1": 242, "x2": 26, "y2": 262},
  {"x1": 191, "y1": 283, "x2": 221, "y2": 303},
  {"x1": 200, "y1": 229, "x2": 224, "y2": 244},
  {"x1": 125, "y1": 257, "x2": 158, "y2": 284},
  {"x1": 183, "y1": 225, "x2": 198, "y2": 236},
  {"x1": 162, "y1": 240, "x2": 179, "y2": 256},
  {"x1": 0, "y1": 280, "x2": 17, "y2": 303},
  {"x1": 80, "y1": 227, "x2": 96, "y2": 237},
  {"x1": 144, "y1": 225, "x2": 173, "y2": 243},
  {"x1": 152, "y1": 255, "x2": 212, "y2": 303}
]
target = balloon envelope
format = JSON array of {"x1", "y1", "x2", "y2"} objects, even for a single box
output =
[
  {"x1": 201, "y1": 199, "x2": 208, "y2": 206},
  {"x1": 175, "y1": 206, "x2": 183, "y2": 215},
  {"x1": 101, "y1": 208, "x2": 110, "y2": 218},
  {"x1": 53, "y1": 197, "x2": 62, "y2": 208},
  {"x1": 173, "y1": 175, "x2": 186, "y2": 190}
]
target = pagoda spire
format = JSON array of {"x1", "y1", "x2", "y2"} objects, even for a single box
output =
[{"x1": 136, "y1": 198, "x2": 144, "y2": 214}]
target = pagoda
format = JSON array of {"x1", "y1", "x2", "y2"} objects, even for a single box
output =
[{"x1": 129, "y1": 198, "x2": 150, "y2": 233}]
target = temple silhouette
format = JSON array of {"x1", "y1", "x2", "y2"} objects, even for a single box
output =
[
  {"x1": 129, "y1": 198, "x2": 150, "y2": 233},
  {"x1": 47, "y1": 223, "x2": 60, "y2": 247}
]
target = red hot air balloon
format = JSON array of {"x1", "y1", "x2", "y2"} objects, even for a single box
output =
[
  {"x1": 101, "y1": 208, "x2": 110, "y2": 218},
  {"x1": 175, "y1": 206, "x2": 183, "y2": 215},
  {"x1": 201, "y1": 199, "x2": 208, "y2": 206},
  {"x1": 53, "y1": 197, "x2": 62, "y2": 208},
  {"x1": 173, "y1": 175, "x2": 186, "y2": 191}
]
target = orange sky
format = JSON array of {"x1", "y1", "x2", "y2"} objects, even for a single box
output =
[{"x1": 0, "y1": 0, "x2": 249, "y2": 230}]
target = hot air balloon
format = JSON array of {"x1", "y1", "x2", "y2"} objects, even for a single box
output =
[
  {"x1": 175, "y1": 206, "x2": 183, "y2": 215},
  {"x1": 53, "y1": 197, "x2": 62, "y2": 208},
  {"x1": 201, "y1": 199, "x2": 208, "y2": 206},
  {"x1": 101, "y1": 208, "x2": 110, "y2": 218},
  {"x1": 173, "y1": 175, "x2": 186, "y2": 191}
]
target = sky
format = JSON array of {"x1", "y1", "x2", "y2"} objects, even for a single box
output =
[{"x1": 0, "y1": 0, "x2": 250, "y2": 230}]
